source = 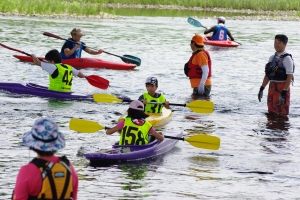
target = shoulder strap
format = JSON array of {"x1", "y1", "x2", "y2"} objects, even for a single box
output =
[
  {"x1": 59, "y1": 156, "x2": 72, "y2": 200},
  {"x1": 154, "y1": 93, "x2": 161, "y2": 98},
  {"x1": 280, "y1": 53, "x2": 292, "y2": 58},
  {"x1": 31, "y1": 158, "x2": 47, "y2": 168},
  {"x1": 60, "y1": 155, "x2": 70, "y2": 166},
  {"x1": 31, "y1": 158, "x2": 58, "y2": 199}
]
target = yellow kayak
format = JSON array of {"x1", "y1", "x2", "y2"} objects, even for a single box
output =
[{"x1": 118, "y1": 107, "x2": 172, "y2": 127}]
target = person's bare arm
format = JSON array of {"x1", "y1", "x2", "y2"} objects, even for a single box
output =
[
  {"x1": 284, "y1": 74, "x2": 293, "y2": 90},
  {"x1": 150, "y1": 129, "x2": 164, "y2": 141},
  {"x1": 164, "y1": 101, "x2": 170, "y2": 109},
  {"x1": 63, "y1": 43, "x2": 81, "y2": 58},
  {"x1": 106, "y1": 125, "x2": 121, "y2": 135},
  {"x1": 77, "y1": 71, "x2": 86, "y2": 78},
  {"x1": 261, "y1": 75, "x2": 270, "y2": 88},
  {"x1": 31, "y1": 54, "x2": 41, "y2": 66},
  {"x1": 84, "y1": 47, "x2": 103, "y2": 55}
]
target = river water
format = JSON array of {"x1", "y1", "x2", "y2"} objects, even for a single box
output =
[{"x1": 0, "y1": 14, "x2": 299, "y2": 199}]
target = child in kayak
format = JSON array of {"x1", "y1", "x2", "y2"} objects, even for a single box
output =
[
  {"x1": 31, "y1": 49, "x2": 87, "y2": 92},
  {"x1": 138, "y1": 77, "x2": 170, "y2": 113},
  {"x1": 106, "y1": 100, "x2": 164, "y2": 145}
]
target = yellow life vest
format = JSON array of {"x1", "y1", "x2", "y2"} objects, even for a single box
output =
[
  {"x1": 119, "y1": 117, "x2": 153, "y2": 145},
  {"x1": 142, "y1": 92, "x2": 166, "y2": 113},
  {"x1": 29, "y1": 156, "x2": 73, "y2": 200},
  {"x1": 48, "y1": 64, "x2": 73, "y2": 92}
]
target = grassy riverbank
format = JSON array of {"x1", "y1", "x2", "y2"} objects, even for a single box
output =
[{"x1": 0, "y1": 0, "x2": 299, "y2": 18}]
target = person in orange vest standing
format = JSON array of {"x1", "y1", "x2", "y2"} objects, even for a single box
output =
[{"x1": 184, "y1": 34, "x2": 212, "y2": 96}]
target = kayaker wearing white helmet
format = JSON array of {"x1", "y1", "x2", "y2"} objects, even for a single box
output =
[
  {"x1": 204, "y1": 16, "x2": 235, "y2": 41},
  {"x1": 106, "y1": 100, "x2": 164, "y2": 145}
]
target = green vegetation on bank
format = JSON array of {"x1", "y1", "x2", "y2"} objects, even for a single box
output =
[
  {"x1": 0, "y1": 0, "x2": 103, "y2": 16},
  {"x1": 101, "y1": 0, "x2": 300, "y2": 11},
  {"x1": 0, "y1": 0, "x2": 299, "y2": 16}
]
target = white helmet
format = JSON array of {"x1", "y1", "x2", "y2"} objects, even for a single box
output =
[{"x1": 217, "y1": 16, "x2": 226, "y2": 24}]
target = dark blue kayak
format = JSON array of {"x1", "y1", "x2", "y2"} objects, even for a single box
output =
[{"x1": 0, "y1": 82, "x2": 92, "y2": 99}]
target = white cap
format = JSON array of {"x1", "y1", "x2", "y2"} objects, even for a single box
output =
[{"x1": 129, "y1": 100, "x2": 144, "y2": 111}]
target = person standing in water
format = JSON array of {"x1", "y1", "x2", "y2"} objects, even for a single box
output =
[
  {"x1": 258, "y1": 34, "x2": 294, "y2": 116},
  {"x1": 12, "y1": 117, "x2": 79, "y2": 199},
  {"x1": 184, "y1": 34, "x2": 212, "y2": 96}
]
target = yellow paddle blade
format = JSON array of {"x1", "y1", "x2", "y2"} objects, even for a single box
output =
[
  {"x1": 69, "y1": 118, "x2": 105, "y2": 133},
  {"x1": 186, "y1": 100, "x2": 214, "y2": 114},
  {"x1": 93, "y1": 94, "x2": 123, "y2": 103},
  {"x1": 184, "y1": 134, "x2": 220, "y2": 150}
]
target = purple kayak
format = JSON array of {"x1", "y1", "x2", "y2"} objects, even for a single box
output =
[
  {"x1": 86, "y1": 130, "x2": 183, "y2": 164},
  {"x1": 0, "y1": 82, "x2": 92, "y2": 99}
]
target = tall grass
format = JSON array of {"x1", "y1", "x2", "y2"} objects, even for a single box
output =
[
  {"x1": 0, "y1": 0, "x2": 103, "y2": 16},
  {"x1": 0, "y1": 0, "x2": 299, "y2": 16},
  {"x1": 88, "y1": 0, "x2": 300, "y2": 11}
]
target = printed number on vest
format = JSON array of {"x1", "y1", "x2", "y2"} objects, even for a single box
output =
[
  {"x1": 219, "y1": 30, "x2": 224, "y2": 40},
  {"x1": 122, "y1": 126, "x2": 145, "y2": 145},
  {"x1": 149, "y1": 100, "x2": 163, "y2": 113},
  {"x1": 62, "y1": 70, "x2": 72, "y2": 86}
]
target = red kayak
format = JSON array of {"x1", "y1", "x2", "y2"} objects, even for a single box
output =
[
  {"x1": 203, "y1": 36, "x2": 239, "y2": 47},
  {"x1": 13, "y1": 55, "x2": 136, "y2": 70}
]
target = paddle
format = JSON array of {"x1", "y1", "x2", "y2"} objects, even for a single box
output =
[
  {"x1": 69, "y1": 118, "x2": 220, "y2": 150},
  {"x1": 43, "y1": 32, "x2": 141, "y2": 66},
  {"x1": 187, "y1": 17, "x2": 242, "y2": 45},
  {"x1": 85, "y1": 75, "x2": 109, "y2": 90},
  {"x1": 93, "y1": 94, "x2": 214, "y2": 114},
  {"x1": 187, "y1": 17, "x2": 207, "y2": 29},
  {"x1": 0, "y1": 43, "x2": 43, "y2": 60},
  {"x1": 0, "y1": 43, "x2": 109, "y2": 90}
]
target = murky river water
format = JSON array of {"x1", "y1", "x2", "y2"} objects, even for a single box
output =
[{"x1": 0, "y1": 14, "x2": 300, "y2": 199}]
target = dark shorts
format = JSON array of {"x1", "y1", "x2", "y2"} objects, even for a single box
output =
[
  {"x1": 267, "y1": 81, "x2": 290, "y2": 115},
  {"x1": 193, "y1": 86, "x2": 211, "y2": 96}
]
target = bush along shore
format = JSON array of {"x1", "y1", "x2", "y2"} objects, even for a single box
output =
[
  {"x1": 0, "y1": 0, "x2": 299, "y2": 20},
  {"x1": 102, "y1": 3, "x2": 300, "y2": 21}
]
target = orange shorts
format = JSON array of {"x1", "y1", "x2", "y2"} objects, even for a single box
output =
[
  {"x1": 189, "y1": 78, "x2": 212, "y2": 88},
  {"x1": 267, "y1": 81, "x2": 290, "y2": 115}
]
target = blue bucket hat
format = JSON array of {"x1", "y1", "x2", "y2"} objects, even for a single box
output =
[{"x1": 22, "y1": 118, "x2": 65, "y2": 152}]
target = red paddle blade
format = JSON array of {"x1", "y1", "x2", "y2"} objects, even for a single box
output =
[{"x1": 86, "y1": 75, "x2": 109, "y2": 90}]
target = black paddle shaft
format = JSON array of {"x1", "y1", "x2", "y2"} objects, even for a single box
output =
[{"x1": 164, "y1": 135, "x2": 184, "y2": 141}]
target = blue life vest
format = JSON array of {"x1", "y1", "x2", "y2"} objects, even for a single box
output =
[{"x1": 212, "y1": 25, "x2": 228, "y2": 41}]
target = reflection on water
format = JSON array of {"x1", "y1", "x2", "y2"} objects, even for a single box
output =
[
  {"x1": 260, "y1": 113, "x2": 290, "y2": 154},
  {"x1": 47, "y1": 99, "x2": 75, "y2": 108},
  {"x1": 119, "y1": 164, "x2": 148, "y2": 191},
  {"x1": 265, "y1": 112, "x2": 290, "y2": 132},
  {"x1": 189, "y1": 155, "x2": 219, "y2": 167}
]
